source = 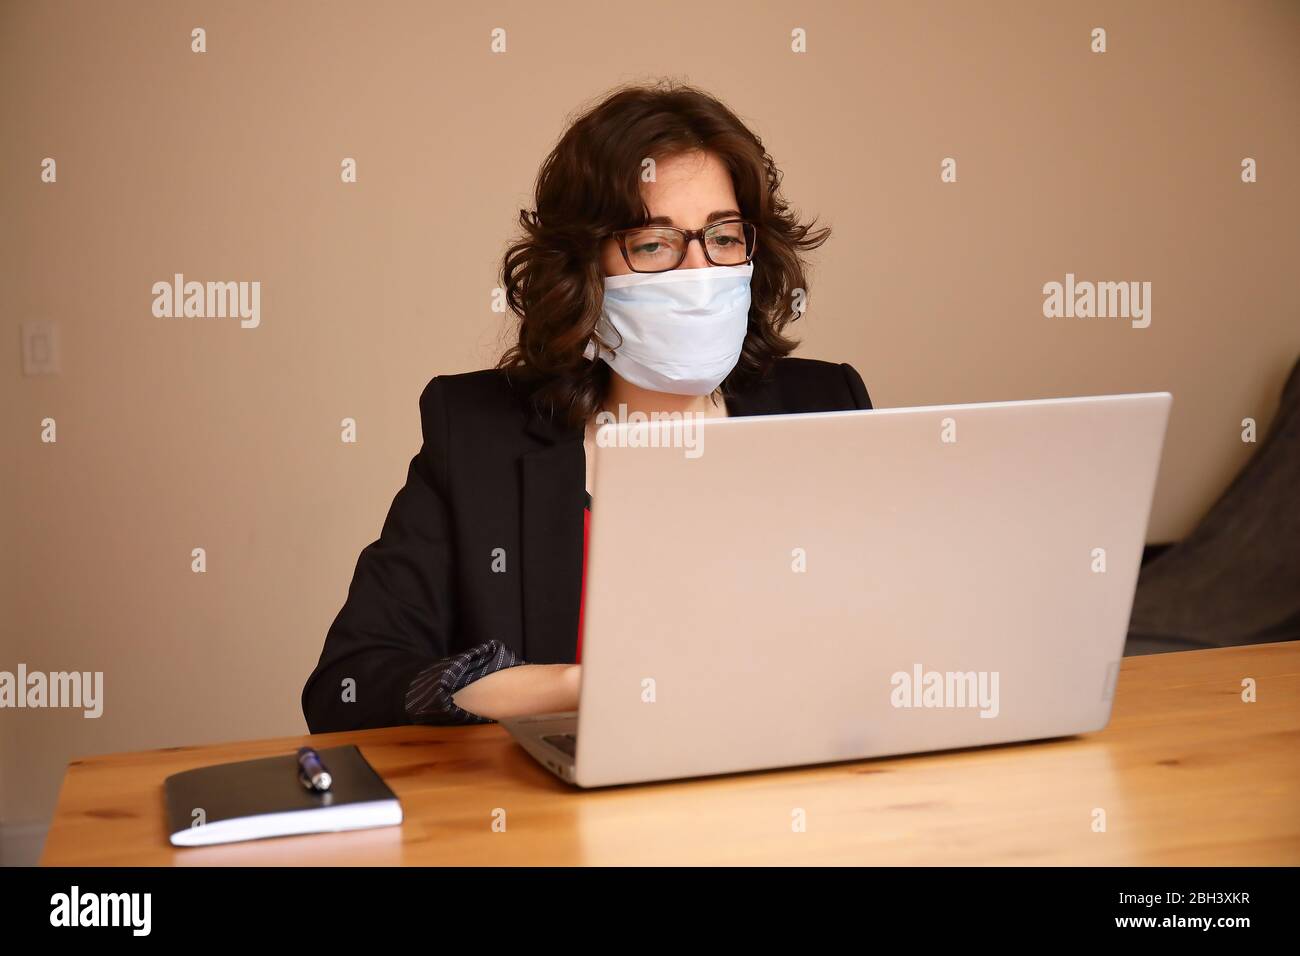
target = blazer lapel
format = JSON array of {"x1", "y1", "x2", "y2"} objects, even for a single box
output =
[
  {"x1": 519, "y1": 410, "x2": 585, "y2": 664},
  {"x1": 725, "y1": 366, "x2": 785, "y2": 417}
]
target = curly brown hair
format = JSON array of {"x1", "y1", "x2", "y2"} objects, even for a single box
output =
[{"x1": 497, "y1": 79, "x2": 831, "y2": 428}]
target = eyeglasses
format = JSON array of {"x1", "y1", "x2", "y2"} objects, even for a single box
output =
[{"x1": 610, "y1": 218, "x2": 757, "y2": 273}]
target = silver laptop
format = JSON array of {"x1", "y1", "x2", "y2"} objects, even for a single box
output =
[{"x1": 502, "y1": 392, "x2": 1172, "y2": 788}]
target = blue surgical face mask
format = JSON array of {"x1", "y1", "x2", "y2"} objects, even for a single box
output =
[{"x1": 585, "y1": 263, "x2": 754, "y2": 396}]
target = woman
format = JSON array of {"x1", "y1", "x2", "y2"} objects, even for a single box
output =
[{"x1": 302, "y1": 81, "x2": 872, "y2": 733}]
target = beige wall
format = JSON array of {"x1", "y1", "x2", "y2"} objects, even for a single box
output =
[{"x1": 2, "y1": 0, "x2": 1298, "y2": 829}]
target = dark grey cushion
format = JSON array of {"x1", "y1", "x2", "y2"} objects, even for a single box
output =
[{"x1": 1126, "y1": 356, "x2": 1300, "y2": 656}]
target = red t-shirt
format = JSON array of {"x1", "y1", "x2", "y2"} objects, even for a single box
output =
[{"x1": 575, "y1": 502, "x2": 590, "y2": 663}]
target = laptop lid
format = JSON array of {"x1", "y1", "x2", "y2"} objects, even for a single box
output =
[{"x1": 574, "y1": 393, "x2": 1172, "y2": 788}]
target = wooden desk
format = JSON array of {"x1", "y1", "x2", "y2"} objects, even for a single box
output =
[{"x1": 41, "y1": 642, "x2": 1300, "y2": 865}]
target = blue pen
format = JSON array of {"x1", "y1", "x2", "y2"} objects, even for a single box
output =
[{"x1": 297, "y1": 747, "x2": 332, "y2": 792}]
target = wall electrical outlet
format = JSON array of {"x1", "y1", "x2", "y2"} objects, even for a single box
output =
[{"x1": 21, "y1": 320, "x2": 60, "y2": 376}]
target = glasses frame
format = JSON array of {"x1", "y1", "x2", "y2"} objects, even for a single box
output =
[{"x1": 610, "y1": 218, "x2": 758, "y2": 273}]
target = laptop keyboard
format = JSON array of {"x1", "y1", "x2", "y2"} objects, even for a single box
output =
[{"x1": 542, "y1": 733, "x2": 577, "y2": 757}]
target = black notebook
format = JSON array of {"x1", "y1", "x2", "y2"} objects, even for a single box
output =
[{"x1": 164, "y1": 745, "x2": 402, "y2": 847}]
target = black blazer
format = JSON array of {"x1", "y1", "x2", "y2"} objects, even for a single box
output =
[{"x1": 302, "y1": 358, "x2": 872, "y2": 733}]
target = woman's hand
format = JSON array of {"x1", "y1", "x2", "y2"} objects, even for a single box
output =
[{"x1": 452, "y1": 663, "x2": 581, "y2": 721}]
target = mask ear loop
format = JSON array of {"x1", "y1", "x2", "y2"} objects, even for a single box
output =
[{"x1": 583, "y1": 324, "x2": 623, "y2": 361}]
